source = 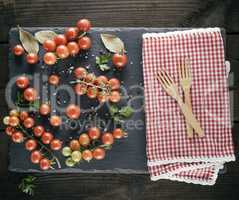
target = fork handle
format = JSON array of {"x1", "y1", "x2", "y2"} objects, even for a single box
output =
[
  {"x1": 184, "y1": 89, "x2": 194, "y2": 138},
  {"x1": 176, "y1": 97, "x2": 204, "y2": 137}
]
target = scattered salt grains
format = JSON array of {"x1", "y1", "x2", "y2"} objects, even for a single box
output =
[{"x1": 130, "y1": 61, "x2": 133, "y2": 65}]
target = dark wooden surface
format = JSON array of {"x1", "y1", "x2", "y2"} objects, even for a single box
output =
[{"x1": 0, "y1": 0, "x2": 239, "y2": 199}]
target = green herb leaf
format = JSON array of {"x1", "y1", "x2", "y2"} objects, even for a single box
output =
[
  {"x1": 109, "y1": 104, "x2": 119, "y2": 116},
  {"x1": 18, "y1": 175, "x2": 37, "y2": 196},
  {"x1": 98, "y1": 64, "x2": 110, "y2": 71},
  {"x1": 96, "y1": 54, "x2": 112, "y2": 71},
  {"x1": 119, "y1": 106, "x2": 134, "y2": 118}
]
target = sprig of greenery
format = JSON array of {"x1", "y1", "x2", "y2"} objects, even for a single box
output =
[
  {"x1": 109, "y1": 104, "x2": 134, "y2": 124},
  {"x1": 96, "y1": 54, "x2": 111, "y2": 71},
  {"x1": 18, "y1": 175, "x2": 37, "y2": 196}
]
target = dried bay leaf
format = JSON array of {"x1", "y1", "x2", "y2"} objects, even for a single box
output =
[
  {"x1": 18, "y1": 26, "x2": 39, "y2": 54},
  {"x1": 100, "y1": 34, "x2": 125, "y2": 53},
  {"x1": 35, "y1": 30, "x2": 58, "y2": 44}
]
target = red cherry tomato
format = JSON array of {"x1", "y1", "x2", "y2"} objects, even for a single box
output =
[
  {"x1": 65, "y1": 104, "x2": 80, "y2": 119},
  {"x1": 16, "y1": 76, "x2": 29, "y2": 89},
  {"x1": 50, "y1": 139, "x2": 62, "y2": 151},
  {"x1": 95, "y1": 75, "x2": 108, "y2": 86},
  {"x1": 13, "y1": 45, "x2": 24, "y2": 56},
  {"x1": 54, "y1": 34, "x2": 67, "y2": 46},
  {"x1": 109, "y1": 91, "x2": 121, "y2": 103},
  {"x1": 77, "y1": 19, "x2": 92, "y2": 32},
  {"x1": 31, "y1": 150, "x2": 42, "y2": 164},
  {"x1": 87, "y1": 87, "x2": 98, "y2": 99},
  {"x1": 112, "y1": 53, "x2": 127, "y2": 69},
  {"x1": 102, "y1": 133, "x2": 114, "y2": 145},
  {"x1": 88, "y1": 127, "x2": 101, "y2": 140},
  {"x1": 43, "y1": 52, "x2": 57, "y2": 65},
  {"x1": 23, "y1": 117, "x2": 35, "y2": 128},
  {"x1": 78, "y1": 36, "x2": 91, "y2": 50},
  {"x1": 97, "y1": 92, "x2": 109, "y2": 103},
  {"x1": 92, "y1": 148, "x2": 105, "y2": 160},
  {"x1": 85, "y1": 73, "x2": 96, "y2": 82},
  {"x1": 33, "y1": 125, "x2": 45, "y2": 137},
  {"x1": 56, "y1": 45, "x2": 70, "y2": 59},
  {"x1": 25, "y1": 139, "x2": 37, "y2": 151},
  {"x1": 26, "y1": 53, "x2": 39, "y2": 64},
  {"x1": 41, "y1": 132, "x2": 53, "y2": 144},
  {"x1": 82, "y1": 149, "x2": 93, "y2": 162},
  {"x1": 74, "y1": 83, "x2": 87, "y2": 95},
  {"x1": 67, "y1": 41, "x2": 80, "y2": 56},
  {"x1": 11, "y1": 131, "x2": 24, "y2": 143},
  {"x1": 113, "y1": 128, "x2": 124, "y2": 139},
  {"x1": 74, "y1": 67, "x2": 87, "y2": 79},
  {"x1": 43, "y1": 39, "x2": 56, "y2": 52},
  {"x1": 23, "y1": 88, "x2": 38, "y2": 102},
  {"x1": 39, "y1": 158, "x2": 51, "y2": 170},
  {"x1": 8, "y1": 116, "x2": 19, "y2": 127},
  {"x1": 48, "y1": 74, "x2": 60, "y2": 85},
  {"x1": 79, "y1": 133, "x2": 90, "y2": 147},
  {"x1": 65, "y1": 27, "x2": 79, "y2": 41},
  {"x1": 69, "y1": 139, "x2": 80, "y2": 151},
  {"x1": 39, "y1": 103, "x2": 51, "y2": 115},
  {"x1": 49, "y1": 115, "x2": 62, "y2": 127},
  {"x1": 5, "y1": 126, "x2": 15, "y2": 136},
  {"x1": 109, "y1": 78, "x2": 120, "y2": 90},
  {"x1": 19, "y1": 111, "x2": 29, "y2": 121}
]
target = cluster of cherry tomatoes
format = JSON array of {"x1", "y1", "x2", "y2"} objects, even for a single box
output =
[
  {"x1": 12, "y1": 19, "x2": 92, "y2": 65},
  {"x1": 62, "y1": 127, "x2": 126, "y2": 166},
  {"x1": 3, "y1": 109, "x2": 63, "y2": 170},
  {"x1": 73, "y1": 67, "x2": 121, "y2": 103}
]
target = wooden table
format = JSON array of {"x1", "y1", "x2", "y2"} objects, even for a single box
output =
[{"x1": 0, "y1": 1, "x2": 239, "y2": 199}]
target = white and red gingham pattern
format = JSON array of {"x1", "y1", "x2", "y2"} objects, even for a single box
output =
[{"x1": 142, "y1": 28, "x2": 235, "y2": 185}]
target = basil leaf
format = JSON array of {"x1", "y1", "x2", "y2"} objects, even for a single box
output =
[{"x1": 119, "y1": 106, "x2": 134, "y2": 118}]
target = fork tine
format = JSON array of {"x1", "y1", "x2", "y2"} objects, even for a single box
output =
[
  {"x1": 185, "y1": 57, "x2": 191, "y2": 78},
  {"x1": 158, "y1": 71, "x2": 169, "y2": 86},
  {"x1": 156, "y1": 74, "x2": 168, "y2": 90},
  {"x1": 178, "y1": 64, "x2": 182, "y2": 79},
  {"x1": 163, "y1": 70, "x2": 174, "y2": 84}
]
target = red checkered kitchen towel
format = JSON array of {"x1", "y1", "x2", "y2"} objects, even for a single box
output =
[{"x1": 142, "y1": 28, "x2": 235, "y2": 185}]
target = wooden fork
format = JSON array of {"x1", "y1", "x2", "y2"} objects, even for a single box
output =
[
  {"x1": 157, "y1": 70, "x2": 204, "y2": 137},
  {"x1": 179, "y1": 58, "x2": 193, "y2": 138}
]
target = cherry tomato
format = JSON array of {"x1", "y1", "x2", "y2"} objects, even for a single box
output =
[
  {"x1": 69, "y1": 139, "x2": 80, "y2": 151},
  {"x1": 39, "y1": 158, "x2": 51, "y2": 170},
  {"x1": 92, "y1": 148, "x2": 105, "y2": 160},
  {"x1": 11, "y1": 131, "x2": 24, "y2": 143},
  {"x1": 85, "y1": 73, "x2": 96, "y2": 82},
  {"x1": 25, "y1": 139, "x2": 37, "y2": 151},
  {"x1": 48, "y1": 74, "x2": 60, "y2": 85},
  {"x1": 5, "y1": 126, "x2": 15, "y2": 136},
  {"x1": 13, "y1": 45, "x2": 24, "y2": 56},
  {"x1": 26, "y1": 53, "x2": 39, "y2": 64},
  {"x1": 87, "y1": 87, "x2": 98, "y2": 99},
  {"x1": 109, "y1": 91, "x2": 121, "y2": 103},
  {"x1": 112, "y1": 53, "x2": 127, "y2": 69},
  {"x1": 41, "y1": 132, "x2": 53, "y2": 144},
  {"x1": 74, "y1": 67, "x2": 87, "y2": 79},
  {"x1": 77, "y1": 19, "x2": 91, "y2": 32},
  {"x1": 54, "y1": 34, "x2": 67, "y2": 46},
  {"x1": 67, "y1": 41, "x2": 80, "y2": 56},
  {"x1": 49, "y1": 115, "x2": 62, "y2": 127},
  {"x1": 56, "y1": 45, "x2": 70, "y2": 59},
  {"x1": 43, "y1": 39, "x2": 56, "y2": 52},
  {"x1": 16, "y1": 76, "x2": 29, "y2": 89},
  {"x1": 78, "y1": 36, "x2": 91, "y2": 50},
  {"x1": 82, "y1": 149, "x2": 93, "y2": 162},
  {"x1": 19, "y1": 111, "x2": 29, "y2": 121},
  {"x1": 8, "y1": 116, "x2": 19, "y2": 127},
  {"x1": 39, "y1": 103, "x2": 51, "y2": 115},
  {"x1": 43, "y1": 52, "x2": 57, "y2": 65},
  {"x1": 23, "y1": 117, "x2": 35, "y2": 128},
  {"x1": 33, "y1": 125, "x2": 45, "y2": 137},
  {"x1": 31, "y1": 150, "x2": 42, "y2": 164},
  {"x1": 23, "y1": 88, "x2": 38, "y2": 102},
  {"x1": 113, "y1": 128, "x2": 124, "y2": 139},
  {"x1": 109, "y1": 78, "x2": 120, "y2": 90},
  {"x1": 65, "y1": 104, "x2": 80, "y2": 119},
  {"x1": 74, "y1": 83, "x2": 87, "y2": 95},
  {"x1": 97, "y1": 92, "x2": 109, "y2": 103},
  {"x1": 79, "y1": 133, "x2": 90, "y2": 146},
  {"x1": 50, "y1": 139, "x2": 62, "y2": 151},
  {"x1": 88, "y1": 127, "x2": 100, "y2": 140},
  {"x1": 102, "y1": 132, "x2": 114, "y2": 145},
  {"x1": 65, "y1": 27, "x2": 79, "y2": 41},
  {"x1": 95, "y1": 75, "x2": 108, "y2": 86}
]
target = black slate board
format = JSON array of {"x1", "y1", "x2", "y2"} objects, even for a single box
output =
[{"x1": 8, "y1": 28, "x2": 225, "y2": 173}]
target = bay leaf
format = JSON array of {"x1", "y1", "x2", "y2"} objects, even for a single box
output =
[
  {"x1": 18, "y1": 26, "x2": 39, "y2": 54},
  {"x1": 34, "y1": 30, "x2": 57, "y2": 44},
  {"x1": 100, "y1": 34, "x2": 125, "y2": 53}
]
